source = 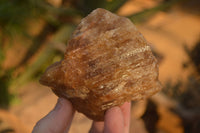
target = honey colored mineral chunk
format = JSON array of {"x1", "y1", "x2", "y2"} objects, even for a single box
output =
[{"x1": 39, "y1": 8, "x2": 162, "y2": 121}]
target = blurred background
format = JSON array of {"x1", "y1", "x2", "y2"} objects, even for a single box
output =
[{"x1": 0, "y1": 0, "x2": 199, "y2": 132}]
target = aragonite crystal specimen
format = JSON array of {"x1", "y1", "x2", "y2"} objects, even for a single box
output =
[{"x1": 40, "y1": 8, "x2": 162, "y2": 121}]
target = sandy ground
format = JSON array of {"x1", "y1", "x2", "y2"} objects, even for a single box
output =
[{"x1": 1, "y1": 0, "x2": 200, "y2": 133}]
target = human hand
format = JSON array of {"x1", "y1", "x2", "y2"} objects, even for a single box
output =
[
  {"x1": 89, "y1": 101, "x2": 131, "y2": 133},
  {"x1": 32, "y1": 98, "x2": 131, "y2": 133}
]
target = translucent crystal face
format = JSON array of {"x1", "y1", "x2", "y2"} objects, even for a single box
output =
[{"x1": 40, "y1": 8, "x2": 162, "y2": 121}]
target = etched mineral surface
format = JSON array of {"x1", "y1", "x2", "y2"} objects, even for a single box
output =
[{"x1": 39, "y1": 8, "x2": 162, "y2": 121}]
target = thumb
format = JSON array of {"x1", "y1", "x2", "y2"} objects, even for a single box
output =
[{"x1": 32, "y1": 98, "x2": 75, "y2": 133}]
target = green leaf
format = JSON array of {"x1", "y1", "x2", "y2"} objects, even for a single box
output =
[
  {"x1": 74, "y1": 0, "x2": 128, "y2": 15},
  {"x1": 104, "y1": 0, "x2": 128, "y2": 12},
  {"x1": 128, "y1": 0, "x2": 181, "y2": 24},
  {"x1": 10, "y1": 24, "x2": 76, "y2": 90}
]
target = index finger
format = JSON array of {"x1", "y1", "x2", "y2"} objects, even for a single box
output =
[
  {"x1": 120, "y1": 102, "x2": 131, "y2": 133},
  {"x1": 104, "y1": 102, "x2": 131, "y2": 133}
]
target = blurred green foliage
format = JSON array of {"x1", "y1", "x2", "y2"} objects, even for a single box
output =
[
  {"x1": 71, "y1": 0, "x2": 128, "y2": 15},
  {"x1": 0, "y1": 0, "x2": 46, "y2": 38},
  {"x1": 0, "y1": 69, "x2": 14, "y2": 109},
  {"x1": 0, "y1": 0, "x2": 180, "y2": 108}
]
